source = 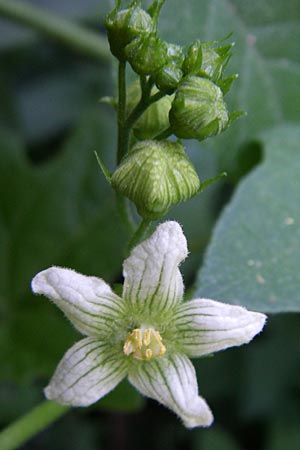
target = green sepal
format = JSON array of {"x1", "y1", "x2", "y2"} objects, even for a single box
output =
[
  {"x1": 182, "y1": 40, "x2": 202, "y2": 75},
  {"x1": 217, "y1": 73, "x2": 238, "y2": 95},
  {"x1": 94, "y1": 151, "x2": 112, "y2": 184},
  {"x1": 197, "y1": 171, "x2": 227, "y2": 195},
  {"x1": 147, "y1": 0, "x2": 166, "y2": 23},
  {"x1": 227, "y1": 110, "x2": 246, "y2": 127},
  {"x1": 197, "y1": 39, "x2": 234, "y2": 82},
  {"x1": 99, "y1": 96, "x2": 117, "y2": 109}
]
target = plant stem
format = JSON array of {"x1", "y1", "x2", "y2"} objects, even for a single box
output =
[
  {"x1": 117, "y1": 61, "x2": 128, "y2": 164},
  {"x1": 116, "y1": 193, "x2": 136, "y2": 233},
  {"x1": 125, "y1": 88, "x2": 166, "y2": 131},
  {"x1": 127, "y1": 219, "x2": 151, "y2": 252},
  {"x1": 0, "y1": 0, "x2": 110, "y2": 61},
  {"x1": 0, "y1": 401, "x2": 69, "y2": 450}
]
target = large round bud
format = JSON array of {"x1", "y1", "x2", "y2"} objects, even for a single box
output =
[{"x1": 111, "y1": 140, "x2": 200, "y2": 219}]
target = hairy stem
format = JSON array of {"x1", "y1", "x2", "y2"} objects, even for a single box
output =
[
  {"x1": 0, "y1": 0, "x2": 110, "y2": 61},
  {"x1": 0, "y1": 401, "x2": 69, "y2": 450}
]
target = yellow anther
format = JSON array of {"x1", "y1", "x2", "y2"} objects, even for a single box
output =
[
  {"x1": 123, "y1": 327, "x2": 166, "y2": 361},
  {"x1": 145, "y1": 349, "x2": 152, "y2": 360}
]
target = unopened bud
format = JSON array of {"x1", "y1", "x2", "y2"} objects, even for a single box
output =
[
  {"x1": 105, "y1": 2, "x2": 153, "y2": 61},
  {"x1": 126, "y1": 34, "x2": 168, "y2": 75},
  {"x1": 111, "y1": 140, "x2": 200, "y2": 219},
  {"x1": 169, "y1": 76, "x2": 229, "y2": 141}
]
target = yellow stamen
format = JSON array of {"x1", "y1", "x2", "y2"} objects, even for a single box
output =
[{"x1": 123, "y1": 327, "x2": 166, "y2": 361}]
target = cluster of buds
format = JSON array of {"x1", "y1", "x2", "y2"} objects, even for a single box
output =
[{"x1": 105, "y1": 0, "x2": 243, "y2": 220}]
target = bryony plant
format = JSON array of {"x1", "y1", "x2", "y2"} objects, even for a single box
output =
[{"x1": 31, "y1": 221, "x2": 266, "y2": 428}]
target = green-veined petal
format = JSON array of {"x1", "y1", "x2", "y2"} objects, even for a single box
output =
[
  {"x1": 128, "y1": 353, "x2": 213, "y2": 428},
  {"x1": 31, "y1": 267, "x2": 124, "y2": 337},
  {"x1": 174, "y1": 298, "x2": 266, "y2": 357},
  {"x1": 123, "y1": 221, "x2": 187, "y2": 314},
  {"x1": 45, "y1": 337, "x2": 127, "y2": 406}
]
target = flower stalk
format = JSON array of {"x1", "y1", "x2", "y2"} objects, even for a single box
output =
[{"x1": 0, "y1": 401, "x2": 69, "y2": 450}]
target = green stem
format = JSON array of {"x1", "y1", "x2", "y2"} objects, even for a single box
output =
[
  {"x1": 0, "y1": 0, "x2": 110, "y2": 61},
  {"x1": 127, "y1": 219, "x2": 151, "y2": 252},
  {"x1": 0, "y1": 401, "x2": 69, "y2": 450},
  {"x1": 116, "y1": 193, "x2": 136, "y2": 233},
  {"x1": 117, "y1": 61, "x2": 128, "y2": 164},
  {"x1": 125, "y1": 89, "x2": 166, "y2": 131}
]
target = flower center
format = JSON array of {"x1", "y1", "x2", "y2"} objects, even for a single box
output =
[{"x1": 123, "y1": 327, "x2": 166, "y2": 360}]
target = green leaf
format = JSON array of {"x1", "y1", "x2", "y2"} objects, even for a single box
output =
[
  {"x1": 265, "y1": 421, "x2": 300, "y2": 450},
  {"x1": 96, "y1": 380, "x2": 145, "y2": 412},
  {"x1": 195, "y1": 124, "x2": 300, "y2": 313},
  {"x1": 158, "y1": 0, "x2": 300, "y2": 170},
  {"x1": 0, "y1": 107, "x2": 129, "y2": 381},
  {"x1": 193, "y1": 425, "x2": 241, "y2": 450}
]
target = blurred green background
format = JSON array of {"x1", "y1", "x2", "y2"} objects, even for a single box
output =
[{"x1": 0, "y1": 0, "x2": 300, "y2": 449}]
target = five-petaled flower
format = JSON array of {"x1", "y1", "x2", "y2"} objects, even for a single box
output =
[{"x1": 31, "y1": 221, "x2": 266, "y2": 428}]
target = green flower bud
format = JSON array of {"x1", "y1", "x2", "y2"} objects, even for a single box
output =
[
  {"x1": 154, "y1": 63, "x2": 183, "y2": 93},
  {"x1": 125, "y1": 34, "x2": 168, "y2": 75},
  {"x1": 111, "y1": 140, "x2": 200, "y2": 219},
  {"x1": 199, "y1": 42, "x2": 233, "y2": 82},
  {"x1": 166, "y1": 43, "x2": 184, "y2": 66},
  {"x1": 169, "y1": 76, "x2": 229, "y2": 141},
  {"x1": 105, "y1": 2, "x2": 153, "y2": 61},
  {"x1": 153, "y1": 43, "x2": 184, "y2": 93},
  {"x1": 182, "y1": 40, "x2": 202, "y2": 75},
  {"x1": 126, "y1": 80, "x2": 173, "y2": 139}
]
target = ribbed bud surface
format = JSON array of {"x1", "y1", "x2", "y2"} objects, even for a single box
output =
[
  {"x1": 169, "y1": 76, "x2": 229, "y2": 141},
  {"x1": 111, "y1": 140, "x2": 200, "y2": 219}
]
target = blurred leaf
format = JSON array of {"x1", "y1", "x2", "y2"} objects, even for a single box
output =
[
  {"x1": 17, "y1": 65, "x2": 111, "y2": 143},
  {"x1": 193, "y1": 425, "x2": 241, "y2": 450},
  {"x1": 0, "y1": 107, "x2": 129, "y2": 381},
  {"x1": 265, "y1": 420, "x2": 300, "y2": 450},
  {"x1": 241, "y1": 315, "x2": 300, "y2": 420},
  {"x1": 96, "y1": 380, "x2": 145, "y2": 412},
  {"x1": 195, "y1": 124, "x2": 300, "y2": 313},
  {"x1": 158, "y1": 0, "x2": 300, "y2": 171},
  {"x1": 0, "y1": 0, "x2": 111, "y2": 51}
]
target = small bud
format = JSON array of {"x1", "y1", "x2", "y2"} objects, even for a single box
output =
[
  {"x1": 199, "y1": 42, "x2": 233, "y2": 82},
  {"x1": 154, "y1": 43, "x2": 184, "y2": 93},
  {"x1": 126, "y1": 80, "x2": 173, "y2": 139},
  {"x1": 111, "y1": 140, "x2": 200, "y2": 219},
  {"x1": 166, "y1": 43, "x2": 184, "y2": 67},
  {"x1": 125, "y1": 34, "x2": 168, "y2": 75},
  {"x1": 169, "y1": 76, "x2": 229, "y2": 141},
  {"x1": 105, "y1": 2, "x2": 153, "y2": 61},
  {"x1": 154, "y1": 63, "x2": 183, "y2": 93},
  {"x1": 182, "y1": 40, "x2": 202, "y2": 75}
]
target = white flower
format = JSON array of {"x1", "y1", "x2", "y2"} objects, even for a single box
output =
[{"x1": 31, "y1": 221, "x2": 266, "y2": 428}]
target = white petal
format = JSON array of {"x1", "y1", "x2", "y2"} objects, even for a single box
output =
[
  {"x1": 174, "y1": 298, "x2": 267, "y2": 357},
  {"x1": 45, "y1": 337, "x2": 127, "y2": 406},
  {"x1": 123, "y1": 221, "x2": 187, "y2": 314},
  {"x1": 31, "y1": 267, "x2": 124, "y2": 337},
  {"x1": 128, "y1": 354, "x2": 213, "y2": 428}
]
